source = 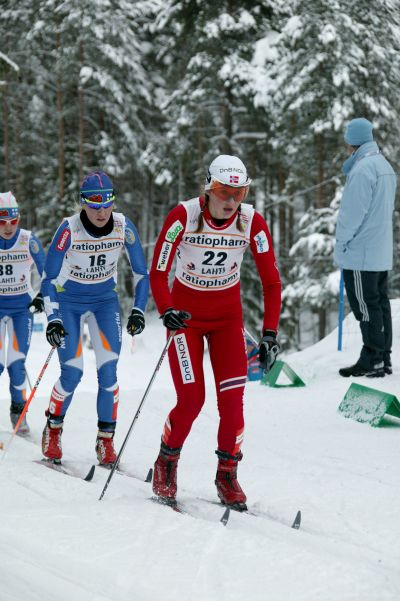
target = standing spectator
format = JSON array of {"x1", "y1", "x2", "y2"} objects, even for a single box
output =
[{"x1": 334, "y1": 118, "x2": 397, "y2": 377}]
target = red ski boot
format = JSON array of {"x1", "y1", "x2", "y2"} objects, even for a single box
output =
[
  {"x1": 42, "y1": 421, "x2": 63, "y2": 462},
  {"x1": 96, "y1": 430, "x2": 117, "y2": 466},
  {"x1": 152, "y1": 442, "x2": 181, "y2": 502},
  {"x1": 215, "y1": 450, "x2": 247, "y2": 511}
]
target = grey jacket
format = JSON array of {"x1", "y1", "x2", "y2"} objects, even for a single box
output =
[{"x1": 334, "y1": 141, "x2": 397, "y2": 271}]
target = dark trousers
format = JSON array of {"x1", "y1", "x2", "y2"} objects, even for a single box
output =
[{"x1": 343, "y1": 270, "x2": 392, "y2": 368}]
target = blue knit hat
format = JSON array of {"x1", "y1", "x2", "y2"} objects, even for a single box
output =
[
  {"x1": 344, "y1": 118, "x2": 374, "y2": 146},
  {"x1": 80, "y1": 171, "x2": 115, "y2": 208}
]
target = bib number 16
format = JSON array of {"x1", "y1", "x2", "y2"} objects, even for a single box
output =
[{"x1": 89, "y1": 254, "x2": 106, "y2": 267}]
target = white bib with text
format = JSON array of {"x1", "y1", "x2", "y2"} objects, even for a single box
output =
[
  {"x1": 0, "y1": 229, "x2": 34, "y2": 296},
  {"x1": 56, "y1": 213, "x2": 125, "y2": 287},
  {"x1": 175, "y1": 198, "x2": 254, "y2": 291}
]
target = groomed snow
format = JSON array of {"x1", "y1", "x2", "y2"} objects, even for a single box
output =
[{"x1": 1, "y1": 304, "x2": 400, "y2": 601}]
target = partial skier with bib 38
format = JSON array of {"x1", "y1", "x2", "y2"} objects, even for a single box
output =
[
  {"x1": 150, "y1": 155, "x2": 281, "y2": 510},
  {"x1": 41, "y1": 171, "x2": 149, "y2": 465},
  {"x1": 0, "y1": 192, "x2": 45, "y2": 435}
]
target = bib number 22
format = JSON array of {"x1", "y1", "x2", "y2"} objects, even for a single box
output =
[{"x1": 202, "y1": 251, "x2": 227, "y2": 266}]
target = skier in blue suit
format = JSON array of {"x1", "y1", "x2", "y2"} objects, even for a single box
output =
[
  {"x1": 0, "y1": 191, "x2": 45, "y2": 434},
  {"x1": 41, "y1": 171, "x2": 149, "y2": 464}
]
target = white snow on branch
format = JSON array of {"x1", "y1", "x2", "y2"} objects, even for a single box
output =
[{"x1": 0, "y1": 51, "x2": 19, "y2": 73}]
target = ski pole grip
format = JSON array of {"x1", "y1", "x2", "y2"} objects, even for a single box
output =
[{"x1": 178, "y1": 311, "x2": 191, "y2": 321}]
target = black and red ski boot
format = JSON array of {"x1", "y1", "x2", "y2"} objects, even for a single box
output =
[
  {"x1": 42, "y1": 416, "x2": 63, "y2": 463},
  {"x1": 215, "y1": 450, "x2": 247, "y2": 511},
  {"x1": 152, "y1": 442, "x2": 181, "y2": 502},
  {"x1": 96, "y1": 430, "x2": 117, "y2": 466}
]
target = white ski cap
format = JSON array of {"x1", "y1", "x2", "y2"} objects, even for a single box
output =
[
  {"x1": 0, "y1": 191, "x2": 19, "y2": 218},
  {"x1": 205, "y1": 155, "x2": 251, "y2": 189}
]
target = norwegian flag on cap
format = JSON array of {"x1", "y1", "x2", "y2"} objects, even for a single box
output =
[{"x1": 204, "y1": 155, "x2": 252, "y2": 189}]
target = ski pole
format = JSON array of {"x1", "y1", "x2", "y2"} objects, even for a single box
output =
[
  {"x1": 99, "y1": 332, "x2": 175, "y2": 501},
  {"x1": 25, "y1": 368, "x2": 33, "y2": 392},
  {"x1": 1, "y1": 346, "x2": 56, "y2": 461},
  {"x1": 244, "y1": 327, "x2": 258, "y2": 346},
  {"x1": 245, "y1": 327, "x2": 280, "y2": 372}
]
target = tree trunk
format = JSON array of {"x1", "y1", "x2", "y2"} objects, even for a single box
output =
[
  {"x1": 178, "y1": 154, "x2": 184, "y2": 207},
  {"x1": 147, "y1": 183, "x2": 155, "y2": 263},
  {"x1": 288, "y1": 204, "x2": 294, "y2": 249},
  {"x1": 56, "y1": 32, "x2": 65, "y2": 201},
  {"x1": 318, "y1": 307, "x2": 326, "y2": 340},
  {"x1": 15, "y1": 99, "x2": 23, "y2": 205},
  {"x1": 78, "y1": 40, "x2": 85, "y2": 181},
  {"x1": 221, "y1": 89, "x2": 233, "y2": 155},
  {"x1": 198, "y1": 112, "x2": 204, "y2": 183},
  {"x1": 316, "y1": 133, "x2": 325, "y2": 208},
  {"x1": 277, "y1": 166, "x2": 287, "y2": 259},
  {"x1": 268, "y1": 174, "x2": 274, "y2": 240},
  {"x1": 141, "y1": 177, "x2": 149, "y2": 261},
  {"x1": 2, "y1": 82, "x2": 10, "y2": 185}
]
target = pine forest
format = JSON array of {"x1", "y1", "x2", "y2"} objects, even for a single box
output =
[{"x1": 1, "y1": 0, "x2": 399, "y2": 348}]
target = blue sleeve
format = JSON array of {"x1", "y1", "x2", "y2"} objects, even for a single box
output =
[
  {"x1": 29, "y1": 233, "x2": 45, "y2": 278},
  {"x1": 124, "y1": 217, "x2": 149, "y2": 313},
  {"x1": 41, "y1": 221, "x2": 71, "y2": 322},
  {"x1": 336, "y1": 170, "x2": 373, "y2": 249}
]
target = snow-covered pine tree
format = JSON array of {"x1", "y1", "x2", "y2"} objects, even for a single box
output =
[
  {"x1": 282, "y1": 189, "x2": 342, "y2": 345},
  {"x1": 151, "y1": 0, "x2": 282, "y2": 332},
  {"x1": 152, "y1": 0, "x2": 278, "y2": 189},
  {"x1": 269, "y1": 0, "x2": 400, "y2": 192},
  {"x1": 0, "y1": 0, "x2": 55, "y2": 233},
  {"x1": 0, "y1": 47, "x2": 20, "y2": 187},
  {"x1": 264, "y1": 0, "x2": 400, "y2": 344},
  {"x1": 0, "y1": 0, "x2": 155, "y2": 244}
]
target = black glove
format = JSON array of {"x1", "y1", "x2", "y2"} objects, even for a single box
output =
[
  {"x1": 258, "y1": 330, "x2": 280, "y2": 372},
  {"x1": 161, "y1": 308, "x2": 191, "y2": 331},
  {"x1": 127, "y1": 309, "x2": 145, "y2": 336},
  {"x1": 28, "y1": 293, "x2": 44, "y2": 313},
  {"x1": 46, "y1": 321, "x2": 68, "y2": 348}
]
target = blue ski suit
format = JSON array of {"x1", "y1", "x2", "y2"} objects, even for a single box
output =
[
  {"x1": 0, "y1": 229, "x2": 45, "y2": 405},
  {"x1": 41, "y1": 211, "x2": 149, "y2": 429}
]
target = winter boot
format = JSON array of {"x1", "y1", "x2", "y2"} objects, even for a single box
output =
[
  {"x1": 152, "y1": 442, "x2": 181, "y2": 502},
  {"x1": 95, "y1": 430, "x2": 117, "y2": 466},
  {"x1": 338, "y1": 363, "x2": 385, "y2": 378},
  {"x1": 42, "y1": 418, "x2": 63, "y2": 462},
  {"x1": 10, "y1": 402, "x2": 30, "y2": 435},
  {"x1": 384, "y1": 360, "x2": 392, "y2": 375},
  {"x1": 215, "y1": 450, "x2": 247, "y2": 511}
]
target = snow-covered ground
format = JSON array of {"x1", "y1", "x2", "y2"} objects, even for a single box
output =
[{"x1": 1, "y1": 304, "x2": 400, "y2": 601}]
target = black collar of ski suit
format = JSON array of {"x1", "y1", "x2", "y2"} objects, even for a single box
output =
[{"x1": 79, "y1": 209, "x2": 114, "y2": 238}]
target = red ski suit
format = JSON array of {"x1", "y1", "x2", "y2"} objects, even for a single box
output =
[{"x1": 150, "y1": 197, "x2": 281, "y2": 456}]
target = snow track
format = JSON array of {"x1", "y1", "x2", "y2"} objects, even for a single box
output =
[{"x1": 1, "y1": 311, "x2": 400, "y2": 600}]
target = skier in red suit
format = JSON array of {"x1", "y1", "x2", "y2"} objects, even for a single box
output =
[{"x1": 150, "y1": 155, "x2": 281, "y2": 510}]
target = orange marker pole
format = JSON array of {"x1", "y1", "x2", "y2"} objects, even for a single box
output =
[{"x1": 1, "y1": 347, "x2": 55, "y2": 461}]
